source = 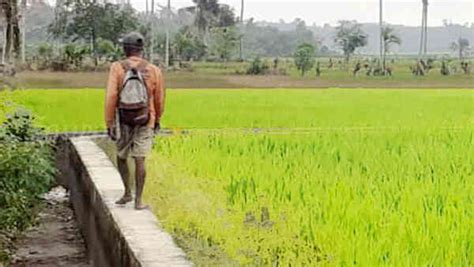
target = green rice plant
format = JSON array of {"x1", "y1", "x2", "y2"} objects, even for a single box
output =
[
  {"x1": 145, "y1": 129, "x2": 473, "y2": 265},
  {"x1": 5, "y1": 89, "x2": 474, "y2": 131},
  {"x1": 3, "y1": 88, "x2": 473, "y2": 265}
]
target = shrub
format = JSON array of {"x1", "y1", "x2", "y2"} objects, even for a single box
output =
[
  {"x1": 246, "y1": 57, "x2": 269, "y2": 75},
  {"x1": 0, "y1": 109, "x2": 55, "y2": 261},
  {"x1": 294, "y1": 43, "x2": 316, "y2": 76}
]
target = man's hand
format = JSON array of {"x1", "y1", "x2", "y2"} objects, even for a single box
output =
[
  {"x1": 154, "y1": 122, "x2": 161, "y2": 134},
  {"x1": 107, "y1": 127, "x2": 117, "y2": 141}
]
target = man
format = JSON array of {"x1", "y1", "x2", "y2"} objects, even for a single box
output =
[{"x1": 104, "y1": 32, "x2": 165, "y2": 210}]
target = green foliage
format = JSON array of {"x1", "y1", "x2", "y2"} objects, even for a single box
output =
[
  {"x1": 135, "y1": 89, "x2": 473, "y2": 265},
  {"x1": 450, "y1": 37, "x2": 470, "y2": 60},
  {"x1": 97, "y1": 38, "x2": 123, "y2": 61},
  {"x1": 38, "y1": 43, "x2": 53, "y2": 62},
  {"x1": 191, "y1": 0, "x2": 236, "y2": 34},
  {"x1": 441, "y1": 61, "x2": 450, "y2": 76},
  {"x1": 382, "y1": 26, "x2": 402, "y2": 54},
  {"x1": 0, "y1": 109, "x2": 43, "y2": 142},
  {"x1": 242, "y1": 18, "x2": 316, "y2": 57},
  {"x1": 174, "y1": 27, "x2": 207, "y2": 61},
  {"x1": 9, "y1": 89, "x2": 474, "y2": 131},
  {"x1": 0, "y1": 108, "x2": 55, "y2": 232},
  {"x1": 294, "y1": 43, "x2": 316, "y2": 76},
  {"x1": 151, "y1": 128, "x2": 472, "y2": 265},
  {"x1": 210, "y1": 27, "x2": 239, "y2": 61},
  {"x1": 49, "y1": 1, "x2": 139, "y2": 59},
  {"x1": 64, "y1": 43, "x2": 91, "y2": 68},
  {"x1": 335, "y1": 20, "x2": 368, "y2": 62},
  {"x1": 246, "y1": 57, "x2": 269, "y2": 75},
  {"x1": 6, "y1": 90, "x2": 473, "y2": 264}
]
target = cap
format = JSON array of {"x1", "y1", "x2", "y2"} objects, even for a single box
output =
[{"x1": 119, "y1": 32, "x2": 145, "y2": 48}]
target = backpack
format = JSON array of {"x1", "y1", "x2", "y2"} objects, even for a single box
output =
[{"x1": 118, "y1": 60, "x2": 149, "y2": 126}]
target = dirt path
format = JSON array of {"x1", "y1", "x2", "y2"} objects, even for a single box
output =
[
  {"x1": 16, "y1": 71, "x2": 474, "y2": 89},
  {"x1": 9, "y1": 187, "x2": 89, "y2": 267}
]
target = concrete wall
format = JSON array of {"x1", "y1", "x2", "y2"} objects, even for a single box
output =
[{"x1": 55, "y1": 136, "x2": 191, "y2": 267}]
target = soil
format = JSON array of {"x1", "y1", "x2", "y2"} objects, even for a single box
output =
[
  {"x1": 9, "y1": 187, "x2": 90, "y2": 267},
  {"x1": 16, "y1": 71, "x2": 474, "y2": 89}
]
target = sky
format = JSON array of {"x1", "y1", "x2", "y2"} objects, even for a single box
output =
[{"x1": 127, "y1": 0, "x2": 473, "y2": 27}]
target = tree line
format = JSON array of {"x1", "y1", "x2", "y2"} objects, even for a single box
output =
[{"x1": 0, "y1": 0, "x2": 471, "y2": 74}]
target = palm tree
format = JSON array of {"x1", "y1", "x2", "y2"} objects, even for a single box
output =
[
  {"x1": 165, "y1": 0, "x2": 170, "y2": 68},
  {"x1": 419, "y1": 0, "x2": 428, "y2": 58},
  {"x1": 423, "y1": 0, "x2": 428, "y2": 55},
  {"x1": 382, "y1": 26, "x2": 402, "y2": 71},
  {"x1": 239, "y1": 0, "x2": 244, "y2": 60},
  {"x1": 450, "y1": 37, "x2": 470, "y2": 61},
  {"x1": 379, "y1": 0, "x2": 383, "y2": 67}
]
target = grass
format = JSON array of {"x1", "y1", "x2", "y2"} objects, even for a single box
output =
[
  {"x1": 13, "y1": 58, "x2": 474, "y2": 89},
  {"x1": 2, "y1": 88, "x2": 473, "y2": 265},
  {"x1": 140, "y1": 89, "x2": 473, "y2": 265},
  {"x1": 147, "y1": 130, "x2": 473, "y2": 265},
  {"x1": 5, "y1": 89, "x2": 474, "y2": 132}
]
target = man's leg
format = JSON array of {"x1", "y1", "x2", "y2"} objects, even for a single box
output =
[
  {"x1": 115, "y1": 156, "x2": 133, "y2": 204},
  {"x1": 134, "y1": 157, "x2": 148, "y2": 210}
]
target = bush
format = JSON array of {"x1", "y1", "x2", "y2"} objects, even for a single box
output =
[
  {"x1": 246, "y1": 57, "x2": 269, "y2": 75},
  {"x1": 0, "y1": 109, "x2": 55, "y2": 261},
  {"x1": 294, "y1": 43, "x2": 316, "y2": 76}
]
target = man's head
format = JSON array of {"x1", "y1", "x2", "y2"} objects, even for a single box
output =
[{"x1": 120, "y1": 32, "x2": 145, "y2": 57}]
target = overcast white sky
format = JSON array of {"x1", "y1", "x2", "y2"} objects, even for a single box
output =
[{"x1": 128, "y1": 0, "x2": 473, "y2": 26}]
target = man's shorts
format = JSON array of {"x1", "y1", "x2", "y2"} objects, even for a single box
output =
[{"x1": 116, "y1": 124, "x2": 154, "y2": 159}]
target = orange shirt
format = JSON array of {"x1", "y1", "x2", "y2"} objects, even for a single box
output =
[{"x1": 104, "y1": 56, "x2": 165, "y2": 129}]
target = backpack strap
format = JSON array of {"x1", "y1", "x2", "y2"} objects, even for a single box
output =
[
  {"x1": 120, "y1": 59, "x2": 148, "y2": 71},
  {"x1": 120, "y1": 60, "x2": 131, "y2": 71},
  {"x1": 136, "y1": 59, "x2": 149, "y2": 72}
]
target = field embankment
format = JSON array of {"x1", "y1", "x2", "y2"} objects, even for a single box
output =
[{"x1": 12, "y1": 61, "x2": 474, "y2": 89}]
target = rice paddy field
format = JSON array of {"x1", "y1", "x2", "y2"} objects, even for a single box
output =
[{"x1": 2, "y1": 88, "x2": 473, "y2": 265}]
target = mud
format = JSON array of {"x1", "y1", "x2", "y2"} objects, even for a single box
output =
[{"x1": 9, "y1": 187, "x2": 89, "y2": 267}]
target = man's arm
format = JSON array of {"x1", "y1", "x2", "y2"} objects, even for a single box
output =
[
  {"x1": 154, "y1": 67, "x2": 166, "y2": 123},
  {"x1": 104, "y1": 63, "x2": 120, "y2": 129}
]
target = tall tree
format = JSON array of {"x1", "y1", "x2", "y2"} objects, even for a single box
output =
[
  {"x1": 191, "y1": 0, "x2": 236, "y2": 35},
  {"x1": 20, "y1": 0, "x2": 25, "y2": 63},
  {"x1": 192, "y1": 0, "x2": 220, "y2": 35},
  {"x1": 239, "y1": 0, "x2": 244, "y2": 60},
  {"x1": 382, "y1": 26, "x2": 401, "y2": 71},
  {"x1": 334, "y1": 20, "x2": 368, "y2": 63},
  {"x1": 450, "y1": 37, "x2": 470, "y2": 61},
  {"x1": 165, "y1": 0, "x2": 170, "y2": 67},
  {"x1": 49, "y1": 1, "x2": 138, "y2": 65},
  {"x1": 1, "y1": 0, "x2": 21, "y2": 63},
  {"x1": 423, "y1": 0, "x2": 428, "y2": 55},
  {"x1": 210, "y1": 27, "x2": 238, "y2": 61},
  {"x1": 379, "y1": 0, "x2": 383, "y2": 67},
  {"x1": 419, "y1": 0, "x2": 429, "y2": 58},
  {"x1": 294, "y1": 43, "x2": 315, "y2": 76},
  {"x1": 0, "y1": 6, "x2": 5, "y2": 63}
]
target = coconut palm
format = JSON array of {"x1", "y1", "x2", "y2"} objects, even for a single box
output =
[
  {"x1": 419, "y1": 0, "x2": 429, "y2": 58},
  {"x1": 450, "y1": 37, "x2": 470, "y2": 61},
  {"x1": 382, "y1": 26, "x2": 402, "y2": 72},
  {"x1": 379, "y1": 0, "x2": 383, "y2": 66},
  {"x1": 239, "y1": 0, "x2": 244, "y2": 60}
]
